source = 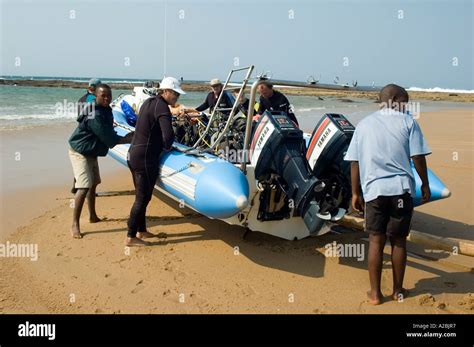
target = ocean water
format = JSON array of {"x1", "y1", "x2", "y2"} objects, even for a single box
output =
[
  {"x1": 407, "y1": 87, "x2": 474, "y2": 94},
  {"x1": 0, "y1": 84, "x2": 472, "y2": 131}
]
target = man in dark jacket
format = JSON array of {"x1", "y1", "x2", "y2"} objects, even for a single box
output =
[
  {"x1": 68, "y1": 84, "x2": 133, "y2": 239},
  {"x1": 71, "y1": 78, "x2": 102, "y2": 194},
  {"x1": 255, "y1": 81, "x2": 299, "y2": 126},
  {"x1": 195, "y1": 78, "x2": 233, "y2": 116},
  {"x1": 232, "y1": 89, "x2": 258, "y2": 117}
]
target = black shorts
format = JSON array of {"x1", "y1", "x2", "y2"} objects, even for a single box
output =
[{"x1": 365, "y1": 193, "x2": 414, "y2": 238}]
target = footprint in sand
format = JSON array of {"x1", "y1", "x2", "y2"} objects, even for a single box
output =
[
  {"x1": 457, "y1": 293, "x2": 474, "y2": 311},
  {"x1": 164, "y1": 260, "x2": 174, "y2": 272},
  {"x1": 418, "y1": 293, "x2": 436, "y2": 306},
  {"x1": 241, "y1": 285, "x2": 257, "y2": 297},
  {"x1": 189, "y1": 292, "x2": 209, "y2": 312},
  {"x1": 113, "y1": 258, "x2": 130, "y2": 269},
  {"x1": 443, "y1": 281, "x2": 457, "y2": 288},
  {"x1": 162, "y1": 258, "x2": 188, "y2": 283},
  {"x1": 131, "y1": 280, "x2": 145, "y2": 294},
  {"x1": 173, "y1": 270, "x2": 188, "y2": 283}
]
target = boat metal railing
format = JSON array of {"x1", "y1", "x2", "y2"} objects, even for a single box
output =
[{"x1": 240, "y1": 78, "x2": 380, "y2": 173}]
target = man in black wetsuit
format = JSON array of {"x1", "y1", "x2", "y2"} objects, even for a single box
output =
[
  {"x1": 126, "y1": 77, "x2": 186, "y2": 247},
  {"x1": 255, "y1": 81, "x2": 299, "y2": 126},
  {"x1": 195, "y1": 78, "x2": 233, "y2": 116},
  {"x1": 232, "y1": 89, "x2": 258, "y2": 117}
]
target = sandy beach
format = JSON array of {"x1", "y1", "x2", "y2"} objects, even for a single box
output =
[{"x1": 0, "y1": 108, "x2": 472, "y2": 314}]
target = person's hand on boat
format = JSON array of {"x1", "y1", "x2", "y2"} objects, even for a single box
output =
[
  {"x1": 181, "y1": 108, "x2": 200, "y2": 117},
  {"x1": 119, "y1": 131, "x2": 134, "y2": 144}
]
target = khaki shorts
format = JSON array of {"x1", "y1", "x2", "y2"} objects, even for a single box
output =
[{"x1": 69, "y1": 148, "x2": 101, "y2": 189}]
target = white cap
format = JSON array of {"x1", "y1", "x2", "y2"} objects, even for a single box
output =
[
  {"x1": 210, "y1": 78, "x2": 222, "y2": 86},
  {"x1": 159, "y1": 76, "x2": 186, "y2": 95}
]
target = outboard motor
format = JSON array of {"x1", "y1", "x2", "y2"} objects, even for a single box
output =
[
  {"x1": 306, "y1": 113, "x2": 355, "y2": 214},
  {"x1": 250, "y1": 111, "x2": 345, "y2": 235}
]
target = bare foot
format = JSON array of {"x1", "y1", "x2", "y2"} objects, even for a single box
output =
[
  {"x1": 392, "y1": 288, "x2": 409, "y2": 301},
  {"x1": 367, "y1": 290, "x2": 383, "y2": 305},
  {"x1": 137, "y1": 231, "x2": 157, "y2": 239},
  {"x1": 125, "y1": 237, "x2": 149, "y2": 247},
  {"x1": 70, "y1": 225, "x2": 82, "y2": 239},
  {"x1": 89, "y1": 215, "x2": 102, "y2": 223}
]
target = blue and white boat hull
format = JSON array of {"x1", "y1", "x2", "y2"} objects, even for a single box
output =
[
  {"x1": 110, "y1": 110, "x2": 249, "y2": 219},
  {"x1": 108, "y1": 89, "x2": 451, "y2": 241}
]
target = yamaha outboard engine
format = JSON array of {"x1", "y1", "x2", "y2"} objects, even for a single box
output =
[
  {"x1": 250, "y1": 111, "x2": 346, "y2": 235},
  {"x1": 306, "y1": 113, "x2": 355, "y2": 214}
]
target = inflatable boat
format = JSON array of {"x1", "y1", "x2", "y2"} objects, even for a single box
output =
[{"x1": 108, "y1": 67, "x2": 451, "y2": 240}]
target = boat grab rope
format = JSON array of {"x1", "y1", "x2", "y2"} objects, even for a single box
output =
[
  {"x1": 241, "y1": 190, "x2": 259, "y2": 228},
  {"x1": 159, "y1": 162, "x2": 194, "y2": 179}
]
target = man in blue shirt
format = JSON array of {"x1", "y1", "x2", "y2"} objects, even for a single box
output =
[{"x1": 344, "y1": 84, "x2": 431, "y2": 305}]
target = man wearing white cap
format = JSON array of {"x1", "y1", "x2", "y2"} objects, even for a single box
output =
[
  {"x1": 126, "y1": 77, "x2": 186, "y2": 247},
  {"x1": 195, "y1": 78, "x2": 233, "y2": 116}
]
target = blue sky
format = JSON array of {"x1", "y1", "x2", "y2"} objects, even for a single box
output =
[{"x1": 1, "y1": 0, "x2": 472, "y2": 89}]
